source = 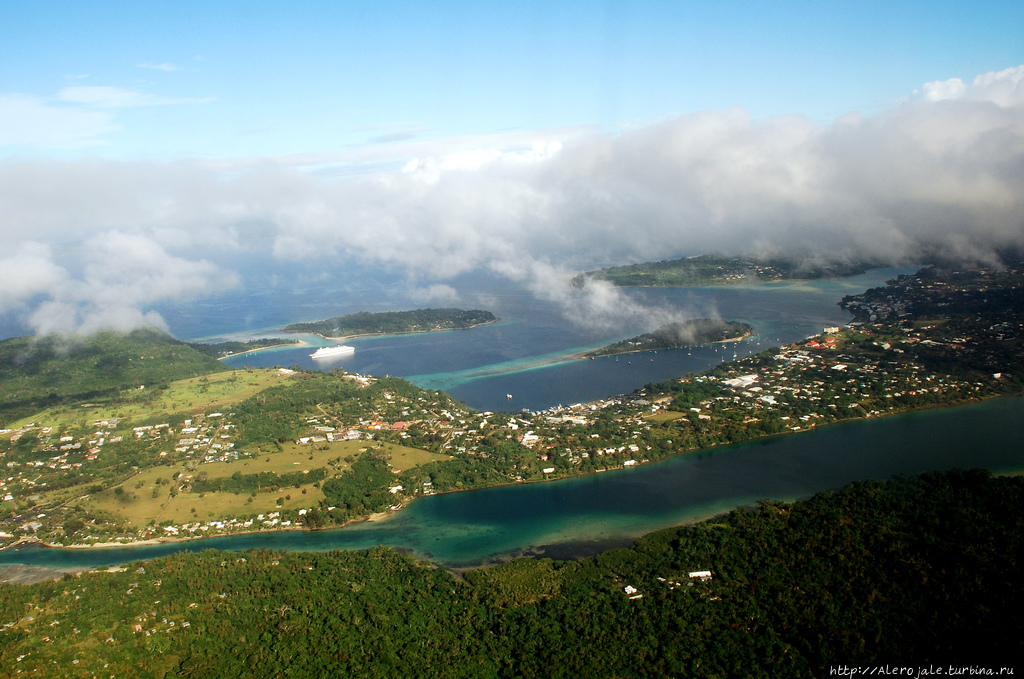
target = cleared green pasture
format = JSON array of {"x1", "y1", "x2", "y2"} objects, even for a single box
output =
[
  {"x1": 243, "y1": 439, "x2": 449, "y2": 475},
  {"x1": 10, "y1": 368, "x2": 290, "y2": 430},
  {"x1": 77, "y1": 439, "x2": 447, "y2": 526},
  {"x1": 84, "y1": 480, "x2": 326, "y2": 526},
  {"x1": 383, "y1": 443, "x2": 451, "y2": 472},
  {"x1": 643, "y1": 411, "x2": 687, "y2": 423}
]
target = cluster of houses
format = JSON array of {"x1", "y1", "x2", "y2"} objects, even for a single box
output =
[
  {"x1": 705, "y1": 327, "x2": 986, "y2": 433},
  {"x1": 1, "y1": 419, "x2": 129, "y2": 519},
  {"x1": 131, "y1": 509, "x2": 328, "y2": 543},
  {"x1": 624, "y1": 570, "x2": 715, "y2": 600}
]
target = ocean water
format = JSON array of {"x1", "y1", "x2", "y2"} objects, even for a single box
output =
[
  {"x1": 12, "y1": 265, "x2": 990, "y2": 571},
  {"x1": 210, "y1": 267, "x2": 915, "y2": 412},
  {"x1": 4, "y1": 396, "x2": 1022, "y2": 570}
]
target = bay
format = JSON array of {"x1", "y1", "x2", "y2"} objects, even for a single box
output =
[
  {"x1": 216, "y1": 267, "x2": 916, "y2": 412},
  {"x1": 4, "y1": 396, "x2": 1022, "y2": 571}
]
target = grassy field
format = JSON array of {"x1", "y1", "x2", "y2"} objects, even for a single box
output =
[
  {"x1": 10, "y1": 368, "x2": 291, "y2": 430},
  {"x1": 84, "y1": 480, "x2": 327, "y2": 526},
  {"x1": 0, "y1": 328, "x2": 227, "y2": 426},
  {"x1": 643, "y1": 411, "x2": 687, "y2": 423},
  {"x1": 7, "y1": 362, "x2": 451, "y2": 530},
  {"x1": 381, "y1": 442, "x2": 452, "y2": 473},
  {"x1": 234, "y1": 439, "x2": 448, "y2": 475},
  {"x1": 78, "y1": 439, "x2": 449, "y2": 526}
]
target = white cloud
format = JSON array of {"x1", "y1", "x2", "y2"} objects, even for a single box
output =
[
  {"x1": 919, "y1": 77, "x2": 966, "y2": 102},
  {"x1": 0, "y1": 93, "x2": 118, "y2": 147},
  {"x1": 1, "y1": 64, "x2": 1023, "y2": 335},
  {"x1": 409, "y1": 284, "x2": 460, "y2": 304},
  {"x1": 0, "y1": 230, "x2": 237, "y2": 335},
  {"x1": 234, "y1": 127, "x2": 588, "y2": 178},
  {"x1": 0, "y1": 85, "x2": 213, "y2": 150},
  {"x1": 969, "y1": 65, "x2": 1024, "y2": 107},
  {"x1": 497, "y1": 260, "x2": 691, "y2": 332},
  {"x1": 0, "y1": 243, "x2": 70, "y2": 313}
]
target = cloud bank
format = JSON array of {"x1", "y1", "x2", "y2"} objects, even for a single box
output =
[{"x1": 1, "y1": 65, "x2": 1022, "y2": 335}]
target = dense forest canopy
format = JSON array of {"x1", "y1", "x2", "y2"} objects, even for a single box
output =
[{"x1": 1, "y1": 470, "x2": 1020, "y2": 676}]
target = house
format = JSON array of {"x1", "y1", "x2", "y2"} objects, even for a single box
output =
[
  {"x1": 688, "y1": 570, "x2": 712, "y2": 581},
  {"x1": 518, "y1": 431, "x2": 539, "y2": 446},
  {"x1": 723, "y1": 374, "x2": 758, "y2": 389}
]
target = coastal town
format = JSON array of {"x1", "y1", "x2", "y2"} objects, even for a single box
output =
[{"x1": 1, "y1": 262, "x2": 1021, "y2": 550}]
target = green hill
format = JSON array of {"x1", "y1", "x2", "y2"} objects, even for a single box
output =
[
  {"x1": 584, "y1": 319, "x2": 753, "y2": 357},
  {"x1": 1, "y1": 470, "x2": 1019, "y2": 675},
  {"x1": 0, "y1": 328, "x2": 226, "y2": 425}
]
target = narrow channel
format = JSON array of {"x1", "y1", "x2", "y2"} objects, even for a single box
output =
[{"x1": 4, "y1": 396, "x2": 1022, "y2": 571}]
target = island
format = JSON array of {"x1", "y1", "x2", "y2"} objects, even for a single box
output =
[
  {"x1": 582, "y1": 319, "x2": 753, "y2": 358},
  {"x1": 2, "y1": 257, "x2": 1023, "y2": 674},
  {"x1": 187, "y1": 337, "x2": 301, "y2": 359},
  {"x1": 573, "y1": 254, "x2": 877, "y2": 287},
  {"x1": 282, "y1": 307, "x2": 497, "y2": 338},
  {"x1": 1, "y1": 259, "x2": 1021, "y2": 550}
]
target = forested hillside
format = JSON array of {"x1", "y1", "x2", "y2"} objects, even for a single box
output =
[
  {"x1": 0, "y1": 329, "x2": 225, "y2": 425},
  {"x1": 2, "y1": 470, "x2": 1020, "y2": 677}
]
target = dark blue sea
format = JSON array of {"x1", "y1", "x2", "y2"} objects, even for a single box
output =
[{"x1": 158, "y1": 267, "x2": 915, "y2": 413}]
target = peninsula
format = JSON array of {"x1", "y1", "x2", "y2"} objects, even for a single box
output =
[
  {"x1": 583, "y1": 319, "x2": 752, "y2": 358},
  {"x1": 573, "y1": 254, "x2": 876, "y2": 287},
  {"x1": 2, "y1": 258, "x2": 1023, "y2": 675},
  {"x1": 282, "y1": 307, "x2": 497, "y2": 338},
  {"x1": 187, "y1": 337, "x2": 302, "y2": 359},
  {"x1": 1, "y1": 258, "x2": 1020, "y2": 551}
]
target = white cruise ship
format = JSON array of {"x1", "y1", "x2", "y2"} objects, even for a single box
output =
[{"x1": 310, "y1": 345, "x2": 355, "y2": 359}]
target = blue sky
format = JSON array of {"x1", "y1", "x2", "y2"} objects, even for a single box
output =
[
  {"x1": 1, "y1": 1, "x2": 1023, "y2": 337},
  {"x1": 3, "y1": 1, "x2": 1022, "y2": 160}
]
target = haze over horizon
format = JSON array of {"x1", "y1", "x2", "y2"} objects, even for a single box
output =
[{"x1": 1, "y1": 1, "x2": 1022, "y2": 337}]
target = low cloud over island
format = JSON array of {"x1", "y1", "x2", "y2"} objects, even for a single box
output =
[{"x1": 2, "y1": 65, "x2": 1022, "y2": 335}]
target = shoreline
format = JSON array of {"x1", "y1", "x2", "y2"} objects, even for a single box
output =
[
  {"x1": 576, "y1": 329, "x2": 753, "y2": 360},
  {"x1": 216, "y1": 340, "x2": 308, "y2": 360},
  {"x1": 0, "y1": 506, "x2": 402, "y2": 554},
  {"x1": 3, "y1": 393, "x2": 1006, "y2": 559},
  {"x1": 2, "y1": 390, "x2": 1016, "y2": 584}
]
